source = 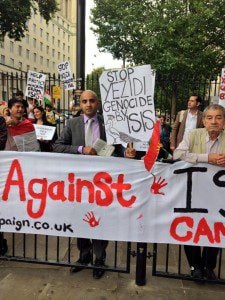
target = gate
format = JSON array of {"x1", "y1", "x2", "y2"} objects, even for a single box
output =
[
  {"x1": 151, "y1": 243, "x2": 225, "y2": 284},
  {"x1": 0, "y1": 232, "x2": 131, "y2": 274}
]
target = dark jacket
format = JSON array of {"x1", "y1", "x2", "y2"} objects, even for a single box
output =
[{"x1": 0, "y1": 116, "x2": 7, "y2": 150}]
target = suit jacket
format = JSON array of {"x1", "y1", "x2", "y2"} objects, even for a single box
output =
[
  {"x1": 53, "y1": 114, "x2": 106, "y2": 154},
  {"x1": 170, "y1": 109, "x2": 204, "y2": 149},
  {"x1": 0, "y1": 116, "x2": 7, "y2": 150}
]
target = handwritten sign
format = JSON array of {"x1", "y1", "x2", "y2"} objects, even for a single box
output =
[
  {"x1": 99, "y1": 65, "x2": 155, "y2": 146},
  {"x1": 34, "y1": 124, "x2": 56, "y2": 140},
  {"x1": 57, "y1": 61, "x2": 75, "y2": 90},
  {"x1": 219, "y1": 68, "x2": 225, "y2": 108},
  {"x1": 1, "y1": 152, "x2": 225, "y2": 248},
  {"x1": 25, "y1": 70, "x2": 46, "y2": 100}
]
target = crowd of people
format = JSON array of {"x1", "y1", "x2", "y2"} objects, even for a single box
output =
[{"x1": 0, "y1": 90, "x2": 225, "y2": 281}]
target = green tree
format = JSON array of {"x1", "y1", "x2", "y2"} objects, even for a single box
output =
[
  {"x1": 0, "y1": 0, "x2": 58, "y2": 40},
  {"x1": 86, "y1": 67, "x2": 105, "y2": 100},
  {"x1": 91, "y1": 0, "x2": 225, "y2": 114}
]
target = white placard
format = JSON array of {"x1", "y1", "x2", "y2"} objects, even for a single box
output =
[
  {"x1": 25, "y1": 70, "x2": 46, "y2": 100},
  {"x1": 99, "y1": 65, "x2": 156, "y2": 145},
  {"x1": 34, "y1": 124, "x2": 56, "y2": 140},
  {"x1": 0, "y1": 152, "x2": 225, "y2": 248},
  {"x1": 57, "y1": 61, "x2": 76, "y2": 90}
]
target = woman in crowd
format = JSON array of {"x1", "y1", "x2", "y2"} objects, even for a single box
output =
[{"x1": 33, "y1": 105, "x2": 57, "y2": 152}]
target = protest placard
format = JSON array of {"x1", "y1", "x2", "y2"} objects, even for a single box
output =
[
  {"x1": 99, "y1": 65, "x2": 155, "y2": 147},
  {"x1": 34, "y1": 124, "x2": 56, "y2": 140},
  {"x1": 219, "y1": 68, "x2": 225, "y2": 108},
  {"x1": 25, "y1": 70, "x2": 46, "y2": 100},
  {"x1": 1, "y1": 152, "x2": 225, "y2": 248},
  {"x1": 57, "y1": 61, "x2": 75, "y2": 90}
]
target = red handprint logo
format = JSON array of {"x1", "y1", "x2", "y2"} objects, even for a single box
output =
[
  {"x1": 150, "y1": 175, "x2": 168, "y2": 195},
  {"x1": 83, "y1": 211, "x2": 100, "y2": 227}
]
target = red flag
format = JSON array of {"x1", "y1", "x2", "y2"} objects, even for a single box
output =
[{"x1": 144, "y1": 119, "x2": 161, "y2": 172}]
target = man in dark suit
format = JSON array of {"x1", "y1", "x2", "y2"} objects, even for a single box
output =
[
  {"x1": 170, "y1": 94, "x2": 204, "y2": 152},
  {"x1": 53, "y1": 90, "x2": 126, "y2": 279}
]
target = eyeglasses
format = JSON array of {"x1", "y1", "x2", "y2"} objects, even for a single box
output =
[{"x1": 80, "y1": 98, "x2": 97, "y2": 104}]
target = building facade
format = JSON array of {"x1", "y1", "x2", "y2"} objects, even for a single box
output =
[{"x1": 0, "y1": 0, "x2": 76, "y2": 100}]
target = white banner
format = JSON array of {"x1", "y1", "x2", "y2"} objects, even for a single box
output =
[
  {"x1": 99, "y1": 65, "x2": 156, "y2": 147},
  {"x1": 219, "y1": 68, "x2": 225, "y2": 108},
  {"x1": 57, "y1": 61, "x2": 75, "y2": 90},
  {"x1": 25, "y1": 70, "x2": 46, "y2": 100},
  {"x1": 0, "y1": 152, "x2": 225, "y2": 248}
]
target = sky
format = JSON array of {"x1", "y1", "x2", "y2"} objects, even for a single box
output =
[{"x1": 85, "y1": 0, "x2": 123, "y2": 74}]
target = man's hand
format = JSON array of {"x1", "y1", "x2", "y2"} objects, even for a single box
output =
[
  {"x1": 83, "y1": 147, "x2": 97, "y2": 155},
  {"x1": 208, "y1": 153, "x2": 225, "y2": 166},
  {"x1": 125, "y1": 147, "x2": 136, "y2": 159}
]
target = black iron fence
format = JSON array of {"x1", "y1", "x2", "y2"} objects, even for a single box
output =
[{"x1": 0, "y1": 70, "x2": 222, "y2": 120}]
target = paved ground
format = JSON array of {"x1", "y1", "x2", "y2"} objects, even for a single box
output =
[
  {"x1": 0, "y1": 235, "x2": 225, "y2": 299},
  {"x1": 1, "y1": 257, "x2": 225, "y2": 299}
]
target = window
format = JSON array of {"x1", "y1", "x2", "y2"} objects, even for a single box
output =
[
  {"x1": 26, "y1": 34, "x2": 29, "y2": 44},
  {"x1": 52, "y1": 23, "x2": 55, "y2": 32},
  {"x1": 10, "y1": 41, "x2": 14, "y2": 53},
  {"x1": 26, "y1": 49, "x2": 30, "y2": 59},
  {"x1": 68, "y1": 35, "x2": 70, "y2": 42},
  {"x1": 47, "y1": 59, "x2": 49, "y2": 68},
  {"x1": 18, "y1": 62, "x2": 22, "y2": 70},
  {"x1": 46, "y1": 45, "x2": 49, "y2": 54},
  {"x1": 58, "y1": 52, "x2": 60, "y2": 60},
  {"x1": 63, "y1": 55, "x2": 65, "y2": 61},
  {"x1": 40, "y1": 42, "x2": 43, "y2": 51},
  {"x1": 33, "y1": 38, "x2": 36, "y2": 48},
  {"x1": 33, "y1": 24, "x2": 36, "y2": 33},
  {"x1": 40, "y1": 28, "x2": 43, "y2": 37},
  {"x1": 46, "y1": 32, "x2": 49, "y2": 41},
  {"x1": 0, "y1": 55, "x2": 5, "y2": 64},
  {"x1": 58, "y1": 40, "x2": 60, "y2": 47},
  {"x1": 58, "y1": 28, "x2": 60, "y2": 35},
  {"x1": 18, "y1": 45, "x2": 22, "y2": 56},
  {"x1": 52, "y1": 49, "x2": 55, "y2": 57},
  {"x1": 63, "y1": 43, "x2": 65, "y2": 51},
  {"x1": 52, "y1": 61, "x2": 55, "y2": 69},
  {"x1": 33, "y1": 53, "x2": 37, "y2": 62},
  {"x1": 40, "y1": 56, "x2": 43, "y2": 65},
  {"x1": 52, "y1": 36, "x2": 55, "y2": 44},
  {"x1": 27, "y1": 65, "x2": 30, "y2": 71},
  {"x1": 10, "y1": 58, "x2": 14, "y2": 67},
  {"x1": 68, "y1": 46, "x2": 70, "y2": 53}
]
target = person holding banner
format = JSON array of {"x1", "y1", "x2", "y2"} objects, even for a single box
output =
[
  {"x1": 174, "y1": 104, "x2": 225, "y2": 280},
  {"x1": 53, "y1": 90, "x2": 132, "y2": 279},
  {"x1": 0, "y1": 116, "x2": 7, "y2": 254},
  {"x1": 4, "y1": 98, "x2": 40, "y2": 152}
]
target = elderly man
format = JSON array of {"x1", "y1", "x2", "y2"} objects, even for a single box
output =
[{"x1": 174, "y1": 104, "x2": 225, "y2": 280}]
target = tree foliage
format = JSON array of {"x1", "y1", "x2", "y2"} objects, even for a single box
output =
[
  {"x1": 86, "y1": 67, "x2": 105, "y2": 101},
  {"x1": 91, "y1": 0, "x2": 225, "y2": 78},
  {"x1": 0, "y1": 0, "x2": 58, "y2": 40}
]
